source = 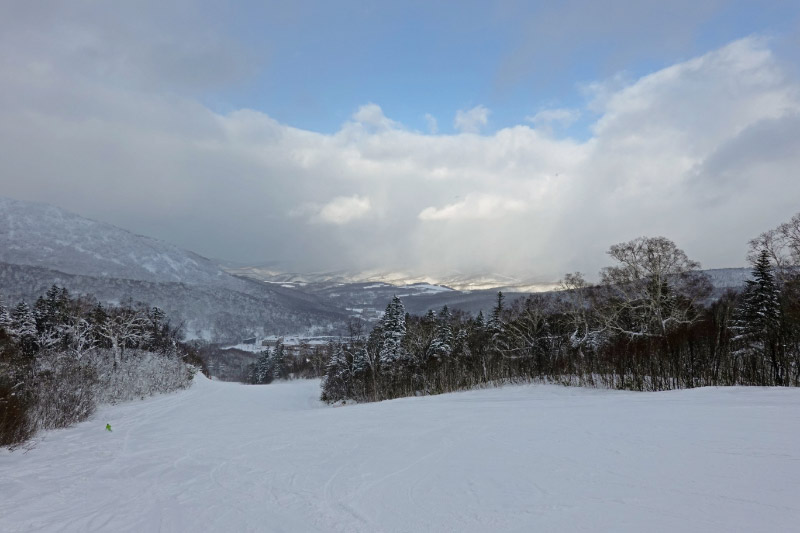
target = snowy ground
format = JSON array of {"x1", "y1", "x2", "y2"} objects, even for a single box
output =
[{"x1": 2, "y1": 377, "x2": 799, "y2": 532}]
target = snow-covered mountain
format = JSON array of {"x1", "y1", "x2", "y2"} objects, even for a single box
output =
[
  {"x1": 223, "y1": 263, "x2": 750, "y2": 320},
  {"x1": 0, "y1": 197, "x2": 348, "y2": 341},
  {"x1": 0, "y1": 197, "x2": 235, "y2": 285},
  {"x1": 703, "y1": 267, "x2": 753, "y2": 291},
  {"x1": 222, "y1": 265, "x2": 559, "y2": 293}
]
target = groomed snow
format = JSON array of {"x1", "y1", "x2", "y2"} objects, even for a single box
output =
[{"x1": 2, "y1": 377, "x2": 799, "y2": 532}]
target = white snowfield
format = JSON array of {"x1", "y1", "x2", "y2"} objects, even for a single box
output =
[{"x1": 2, "y1": 377, "x2": 800, "y2": 533}]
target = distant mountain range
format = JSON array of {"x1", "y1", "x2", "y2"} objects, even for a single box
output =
[
  {"x1": 0, "y1": 197, "x2": 752, "y2": 343},
  {"x1": 220, "y1": 265, "x2": 560, "y2": 293}
]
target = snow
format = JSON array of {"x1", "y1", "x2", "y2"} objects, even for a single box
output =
[
  {"x1": 0, "y1": 196, "x2": 225, "y2": 285},
  {"x1": 2, "y1": 378, "x2": 799, "y2": 532}
]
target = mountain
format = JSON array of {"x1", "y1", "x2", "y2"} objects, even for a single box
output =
[
  {"x1": 221, "y1": 265, "x2": 560, "y2": 293},
  {"x1": 0, "y1": 197, "x2": 752, "y2": 341},
  {"x1": 0, "y1": 197, "x2": 230, "y2": 285},
  {"x1": 0, "y1": 197, "x2": 348, "y2": 341},
  {"x1": 224, "y1": 263, "x2": 751, "y2": 321}
]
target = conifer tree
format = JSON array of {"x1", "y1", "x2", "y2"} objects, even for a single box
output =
[
  {"x1": 733, "y1": 250, "x2": 781, "y2": 342},
  {"x1": 272, "y1": 341, "x2": 287, "y2": 380},
  {"x1": 0, "y1": 295, "x2": 11, "y2": 332},
  {"x1": 11, "y1": 301, "x2": 38, "y2": 355},
  {"x1": 255, "y1": 348, "x2": 274, "y2": 384},
  {"x1": 379, "y1": 296, "x2": 407, "y2": 367},
  {"x1": 486, "y1": 291, "x2": 506, "y2": 356},
  {"x1": 487, "y1": 292, "x2": 504, "y2": 336},
  {"x1": 474, "y1": 310, "x2": 485, "y2": 330},
  {"x1": 732, "y1": 249, "x2": 782, "y2": 382},
  {"x1": 429, "y1": 306, "x2": 453, "y2": 360},
  {"x1": 321, "y1": 342, "x2": 350, "y2": 401}
]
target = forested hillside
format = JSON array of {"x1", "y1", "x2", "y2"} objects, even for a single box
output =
[
  {"x1": 0, "y1": 198, "x2": 349, "y2": 341},
  {"x1": 322, "y1": 213, "x2": 800, "y2": 402},
  {"x1": 0, "y1": 285, "x2": 206, "y2": 447}
]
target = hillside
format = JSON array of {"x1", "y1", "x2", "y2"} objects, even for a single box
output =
[
  {"x1": 2, "y1": 378, "x2": 798, "y2": 532},
  {"x1": 0, "y1": 197, "x2": 232, "y2": 285},
  {"x1": 0, "y1": 198, "x2": 348, "y2": 341}
]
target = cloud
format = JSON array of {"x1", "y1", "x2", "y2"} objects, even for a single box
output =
[
  {"x1": 351, "y1": 103, "x2": 399, "y2": 131},
  {"x1": 419, "y1": 195, "x2": 526, "y2": 221},
  {"x1": 454, "y1": 105, "x2": 489, "y2": 133},
  {"x1": 1, "y1": 19, "x2": 798, "y2": 279},
  {"x1": 527, "y1": 108, "x2": 581, "y2": 128},
  {"x1": 314, "y1": 195, "x2": 372, "y2": 224},
  {"x1": 424, "y1": 113, "x2": 438, "y2": 134}
]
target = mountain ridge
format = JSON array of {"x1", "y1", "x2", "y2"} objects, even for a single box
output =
[{"x1": 0, "y1": 197, "x2": 348, "y2": 341}]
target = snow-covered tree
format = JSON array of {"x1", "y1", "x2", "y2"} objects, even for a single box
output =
[
  {"x1": 748, "y1": 211, "x2": 800, "y2": 282},
  {"x1": 599, "y1": 236, "x2": 710, "y2": 338},
  {"x1": 0, "y1": 295, "x2": 11, "y2": 332},
  {"x1": 94, "y1": 306, "x2": 151, "y2": 366},
  {"x1": 486, "y1": 291, "x2": 506, "y2": 355},
  {"x1": 428, "y1": 306, "x2": 453, "y2": 360},
  {"x1": 379, "y1": 296, "x2": 407, "y2": 367},
  {"x1": 474, "y1": 310, "x2": 485, "y2": 330},
  {"x1": 64, "y1": 316, "x2": 95, "y2": 360},
  {"x1": 253, "y1": 348, "x2": 274, "y2": 384},
  {"x1": 321, "y1": 342, "x2": 351, "y2": 401},
  {"x1": 272, "y1": 342, "x2": 287, "y2": 380},
  {"x1": 11, "y1": 302, "x2": 38, "y2": 356},
  {"x1": 732, "y1": 249, "x2": 783, "y2": 382}
]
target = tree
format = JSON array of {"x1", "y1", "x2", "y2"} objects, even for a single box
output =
[
  {"x1": 0, "y1": 296, "x2": 11, "y2": 332},
  {"x1": 255, "y1": 348, "x2": 274, "y2": 384},
  {"x1": 558, "y1": 272, "x2": 602, "y2": 354},
  {"x1": 748, "y1": 211, "x2": 800, "y2": 283},
  {"x1": 379, "y1": 296, "x2": 407, "y2": 368},
  {"x1": 11, "y1": 302, "x2": 38, "y2": 356},
  {"x1": 321, "y1": 342, "x2": 350, "y2": 401},
  {"x1": 732, "y1": 249, "x2": 782, "y2": 383},
  {"x1": 599, "y1": 236, "x2": 710, "y2": 338},
  {"x1": 94, "y1": 306, "x2": 151, "y2": 366},
  {"x1": 486, "y1": 291, "x2": 507, "y2": 354},
  {"x1": 64, "y1": 316, "x2": 95, "y2": 360},
  {"x1": 428, "y1": 306, "x2": 453, "y2": 360},
  {"x1": 272, "y1": 341, "x2": 287, "y2": 380}
]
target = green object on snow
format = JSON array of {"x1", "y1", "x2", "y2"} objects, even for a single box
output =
[{"x1": 106, "y1": 423, "x2": 112, "y2": 432}]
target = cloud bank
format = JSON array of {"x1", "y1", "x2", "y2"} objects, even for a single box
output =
[{"x1": 0, "y1": 4, "x2": 798, "y2": 280}]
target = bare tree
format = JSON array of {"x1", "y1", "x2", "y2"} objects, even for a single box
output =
[
  {"x1": 749, "y1": 211, "x2": 800, "y2": 282},
  {"x1": 95, "y1": 308, "x2": 151, "y2": 365},
  {"x1": 599, "y1": 236, "x2": 711, "y2": 338},
  {"x1": 65, "y1": 317, "x2": 95, "y2": 360},
  {"x1": 558, "y1": 272, "x2": 603, "y2": 354}
]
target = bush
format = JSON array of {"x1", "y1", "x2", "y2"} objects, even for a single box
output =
[{"x1": 0, "y1": 286, "x2": 198, "y2": 448}]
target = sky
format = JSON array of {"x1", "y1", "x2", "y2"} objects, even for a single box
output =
[{"x1": 1, "y1": 1, "x2": 800, "y2": 281}]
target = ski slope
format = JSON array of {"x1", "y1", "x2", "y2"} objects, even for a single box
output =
[{"x1": 2, "y1": 377, "x2": 799, "y2": 532}]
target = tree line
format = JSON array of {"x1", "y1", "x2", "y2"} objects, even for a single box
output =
[
  {"x1": 321, "y1": 213, "x2": 800, "y2": 403},
  {"x1": 244, "y1": 341, "x2": 329, "y2": 384},
  {"x1": 0, "y1": 286, "x2": 206, "y2": 447}
]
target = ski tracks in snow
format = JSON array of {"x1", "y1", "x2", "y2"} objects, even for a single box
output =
[{"x1": 2, "y1": 377, "x2": 800, "y2": 532}]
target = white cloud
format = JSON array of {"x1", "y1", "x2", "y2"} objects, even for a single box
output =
[
  {"x1": 315, "y1": 195, "x2": 372, "y2": 225},
  {"x1": 419, "y1": 194, "x2": 526, "y2": 221},
  {"x1": 527, "y1": 108, "x2": 581, "y2": 128},
  {"x1": 1, "y1": 28, "x2": 798, "y2": 277},
  {"x1": 424, "y1": 113, "x2": 438, "y2": 134},
  {"x1": 351, "y1": 103, "x2": 399, "y2": 130},
  {"x1": 454, "y1": 105, "x2": 489, "y2": 133}
]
